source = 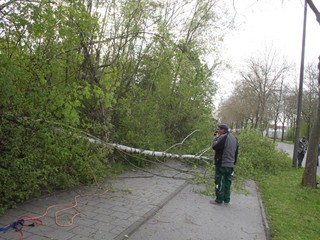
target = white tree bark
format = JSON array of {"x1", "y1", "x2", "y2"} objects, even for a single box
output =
[
  {"x1": 87, "y1": 136, "x2": 211, "y2": 161},
  {"x1": 21, "y1": 118, "x2": 212, "y2": 162}
]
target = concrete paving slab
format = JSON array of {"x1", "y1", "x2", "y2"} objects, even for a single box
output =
[
  {"x1": 0, "y1": 161, "x2": 268, "y2": 240},
  {"x1": 127, "y1": 180, "x2": 267, "y2": 240}
]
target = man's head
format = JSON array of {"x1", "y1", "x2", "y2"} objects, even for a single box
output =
[{"x1": 217, "y1": 124, "x2": 229, "y2": 134}]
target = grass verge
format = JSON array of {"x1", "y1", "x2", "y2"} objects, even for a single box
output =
[{"x1": 257, "y1": 168, "x2": 320, "y2": 240}]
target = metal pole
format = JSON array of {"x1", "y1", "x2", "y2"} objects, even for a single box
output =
[{"x1": 293, "y1": 0, "x2": 307, "y2": 168}]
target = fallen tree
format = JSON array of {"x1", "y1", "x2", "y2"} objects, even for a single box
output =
[
  {"x1": 27, "y1": 117, "x2": 213, "y2": 162},
  {"x1": 85, "y1": 130, "x2": 212, "y2": 162}
]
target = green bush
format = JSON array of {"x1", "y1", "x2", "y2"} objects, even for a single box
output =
[
  {"x1": 0, "y1": 120, "x2": 111, "y2": 214},
  {"x1": 236, "y1": 129, "x2": 291, "y2": 179}
]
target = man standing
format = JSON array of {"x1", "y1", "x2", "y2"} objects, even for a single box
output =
[
  {"x1": 210, "y1": 124, "x2": 239, "y2": 205},
  {"x1": 317, "y1": 143, "x2": 320, "y2": 167},
  {"x1": 297, "y1": 137, "x2": 308, "y2": 167}
]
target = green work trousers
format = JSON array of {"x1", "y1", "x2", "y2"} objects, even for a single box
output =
[{"x1": 215, "y1": 166, "x2": 234, "y2": 203}]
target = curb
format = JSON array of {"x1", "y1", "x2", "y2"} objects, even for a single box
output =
[
  {"x1": 114, "y1": 181, "x2": 189, "y2": 240},
  {"x1": 255, "y1": 182, "x2": 271, "y2": 240}
]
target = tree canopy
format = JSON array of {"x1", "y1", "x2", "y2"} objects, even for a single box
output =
[{"x1": 0, "y1": 0, "x2": 228, "y2": 212}]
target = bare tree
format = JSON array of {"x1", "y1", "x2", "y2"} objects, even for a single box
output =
[
  {"x1": 269, "y1": 78, "x2": 284, "y2": 142},
  {"x1": 302, "y1": 63, "x2": 319, "y2": 138},
  {"x1": 218, "y1": 81, "x2": 258, "y2": 129},
  {"x1": 278, "y1": 86, "x2": 296, "y2": 141},
  {"x1": 239, "y1": 49, "x2": 291, "y2": 129}
]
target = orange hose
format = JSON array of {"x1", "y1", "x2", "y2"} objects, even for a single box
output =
[{"x1": 16, "y1": 188, "x2": 109, "y2": 239}]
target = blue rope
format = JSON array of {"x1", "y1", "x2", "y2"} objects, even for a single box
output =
[
  {"x1": 0, "y1": 219, "x2": 24, "y2": 233},
  {"x1": 0, "y1": 222, "x2": 15, "y2": 233}
]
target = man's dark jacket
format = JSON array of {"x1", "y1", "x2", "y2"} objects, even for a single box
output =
[{"x1": 212, "y1": 132, "x2": 239, "y2": 167}]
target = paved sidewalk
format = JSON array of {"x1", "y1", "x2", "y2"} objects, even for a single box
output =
[{"x1": 0, "y1": 161, "x2": 268, "y2": 240}]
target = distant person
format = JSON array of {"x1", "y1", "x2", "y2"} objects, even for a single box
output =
[
  {"x1": 318, "y1": 55, "x2": 320, "y2": 85},
  {"x1": 317, "y1": 143, "x2": 320, "y2": 167},
  {"x1": 297, "y1": 137, "x2": 308, "y2": 167},
  {"x1": 211, "y1": 124, "x2": 239, "y2": 205}
]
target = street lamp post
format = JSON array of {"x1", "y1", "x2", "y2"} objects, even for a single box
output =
[{"x1": 293, "y1": 0, "x2": 307, "y2": 168}]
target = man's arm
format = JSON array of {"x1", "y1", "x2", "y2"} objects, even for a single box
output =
[
  {"x1": 212, "y1": 134, "x2": 227, "y2": 150},
  {"x1": 234, "y1": 143, "x2": 239, "y2": 165}
]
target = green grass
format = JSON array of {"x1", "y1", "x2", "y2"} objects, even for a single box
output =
[{"x1": 257, "y1": 169, "x2": 320, "y2": 240}]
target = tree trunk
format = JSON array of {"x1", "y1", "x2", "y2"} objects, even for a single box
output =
[
  {"x1": 281, "y1": 121, "x2": 285, "y2": 142},
  {"x1": 85, "y1": 133, "x2": 211, "y2": 162},
  {"x1": 273, "y1": 116, "x2": 278, "y2": 143},
  {"x1": 301, "y1": 89, "x2": 320, "y2": 188}
]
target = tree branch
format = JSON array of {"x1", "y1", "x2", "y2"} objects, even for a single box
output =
[
  {"x1": 307, "y1": 0, "x2": 320, "y2": 25},
  {"x1": 10, "y1": 115, "x2": 212, "y2": 162}
]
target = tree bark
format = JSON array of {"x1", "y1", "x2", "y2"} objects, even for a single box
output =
[
  {"x1": 87, "y1": 137, "x2": 211, "y2": 161},
  {"x1": 307, "y1": 0, "x2": 320, "y2": 25},
  {"x1": 301, "y1": 80, "x2": 320, "y2": 188}
]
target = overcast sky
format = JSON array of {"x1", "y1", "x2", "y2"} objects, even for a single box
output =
[{"x1": 215, "y1": 0, "x2": 320, "y2": 104}]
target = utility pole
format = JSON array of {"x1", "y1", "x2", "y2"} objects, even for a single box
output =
[{"x1": 293, "y1": 0, "x2": 307, "y2": 168}]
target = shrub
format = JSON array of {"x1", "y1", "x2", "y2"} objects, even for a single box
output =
[
  {"x1": 0, "y1": 120, "x2": 111, "y2": 214},
  {"x1": 236, "y1": 129, "x2": 291, "y2": 179}
]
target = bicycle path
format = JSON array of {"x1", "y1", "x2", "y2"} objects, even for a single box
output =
[{"x1": 0, "y1": 161, "x2": 268, "y2": 240}]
